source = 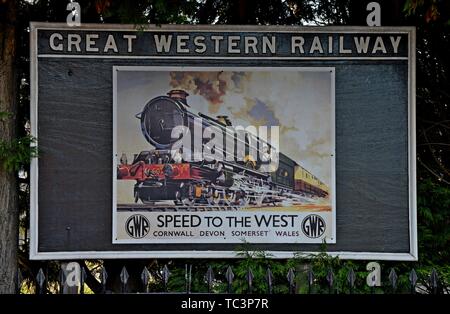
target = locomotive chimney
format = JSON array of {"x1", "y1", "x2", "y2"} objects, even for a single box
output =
[{"x1": 167, "y1": 89, "x2": 189, "y2": 106}]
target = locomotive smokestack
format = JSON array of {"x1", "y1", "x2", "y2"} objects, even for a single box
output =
[{"x1": 168, "y1": 89, "x2": 189, "y2": 106}]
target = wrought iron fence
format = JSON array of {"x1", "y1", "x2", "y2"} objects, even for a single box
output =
[{"x1": 19, "y1": 262, "x2": 447, "y2": 295}]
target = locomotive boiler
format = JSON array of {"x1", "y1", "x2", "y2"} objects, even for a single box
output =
[{"x1": 117, "y1": 90, "x2": 328, "y2": 206}]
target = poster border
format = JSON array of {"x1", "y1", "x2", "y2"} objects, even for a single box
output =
[{"x1": 29, "y1": 23, "x2": 417, "y2": 261}]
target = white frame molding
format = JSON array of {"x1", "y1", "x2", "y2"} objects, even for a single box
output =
[{"x1": 29, "y1": 23, "x2": 417, "y2": 261}]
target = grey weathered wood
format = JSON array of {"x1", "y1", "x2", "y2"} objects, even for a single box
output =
[{"x1": 35, "y1": 59, "x2": 411, "y2": 254}]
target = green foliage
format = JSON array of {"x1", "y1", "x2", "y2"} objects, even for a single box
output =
[
  {"x1": 413, "y1": 178, "x2": 450, "y2": 293},
  {"x1": 93, "y1": 0, "x2": 198, "y2": 25},
  {"x1": 140, "y1": 248, "x2": 448, "y2": 294},
  {"x1": 417, "y1": 178, "x2": 450, "y2": 264},
  {"x1": 404, "y1": 0, "x2": 449, "y2": 24},
  {"x1": 0, "y1": 134, "x2": 38, "y2": 172},
  {"x1": 0, "y1": 111, "x2": 13, "y2": 121},
  {"x1": 232, "y1": 250, "x2": 296, "y2": 294},
  {"x1": 137, "y1": 239, "x2": 448, "y2": 295},
  {"x1": 404, "y1": 0, "x2": 426, "y2": 16},
  {"x1": 294, "y1": 249, "x2": 401, "y2": 294}
]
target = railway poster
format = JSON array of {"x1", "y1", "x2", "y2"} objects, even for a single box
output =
[
  {"x1": 31, "y1": 23, "x2": 416, "y2": 260},
  {"x1": 113, "y1": 67, "x2": 335, "y2": 243}
]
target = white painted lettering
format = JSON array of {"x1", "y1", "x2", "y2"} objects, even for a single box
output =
[
  {"x1": 67, "y1": 34, "x2": 81, "y2": 52},
  {"x1": 123, "y1": 35, "x2": 137, "y2": 53},
  {"x1": 372, "y1": 36, "x2": 387, "y2": 53},
  {"x1": 291, "y1": 36, "x2": 305, "y2": 53},
  {"x1": 390, "y1": 36, "x2": 401, "y2": 53},
  {"x1": 154, "y1": 35, "x2": 172, "y2": 53},
  {"x1": 85, "y1": 34, "x2": 99, "y2": 52},
  {"x1": 354, "y1": 36, "x2": 370, "y2": 53},
  {"x1": 339, "y1": 36, "x2": 352, "y2": 53},
  {"x1": 177, "y1": 35, "x2": 190, "y2": 53},
  {"x1": 211, "y1": 35, "x2": 223, "y2": 53},
  {"x1": 245, "y1": 36, "x2": 258, "y2": 54},
  {"x1": 309, "y1": 36, "x2": 324, "y2": 53},
  {"x1": 262, "y1": 36, "x2": 276, "y2": 54},
  {"x1": 104, "y1": 34, "x2": 118, "y2": 52},
  {"x1": 194, "y1": 36, "x2": 206, "y2": 53},
  {"x1": 228, "y1": 36, "x2": 240, "y2": 53},
  {"x1": 49, "y1": 33, "x2": 63, "y2": 51}
]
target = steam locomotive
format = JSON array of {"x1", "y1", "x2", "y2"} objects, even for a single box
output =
[{"x1": 117, "y1": 90, "x2": 328, "y2": 206}]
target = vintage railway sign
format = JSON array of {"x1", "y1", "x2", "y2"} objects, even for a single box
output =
[
  {"x1": 30, "y1": 23, "x2": 416, "y2": 260},
  {"x1": 114, "y1": 66, "x2": 335, "y2": 244}
]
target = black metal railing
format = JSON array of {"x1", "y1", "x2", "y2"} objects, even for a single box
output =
[{"x1": 20, "y1": 262, "x2": 447, "y2": 295}]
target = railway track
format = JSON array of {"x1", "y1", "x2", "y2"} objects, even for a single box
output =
[
  {"x1": 116, "y1": 200, "x2": 329, "y2": 212},
  {"x1": 117, "y1": 203, "x2": 241, "y2": 212}
]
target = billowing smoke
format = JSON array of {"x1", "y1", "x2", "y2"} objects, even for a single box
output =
[
  {"x1": 228, "y1": 97, "x2": 298, "y2": 135},
  {"x1": 169, "y1": 71, "x2": 248, "y2": 113}
]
